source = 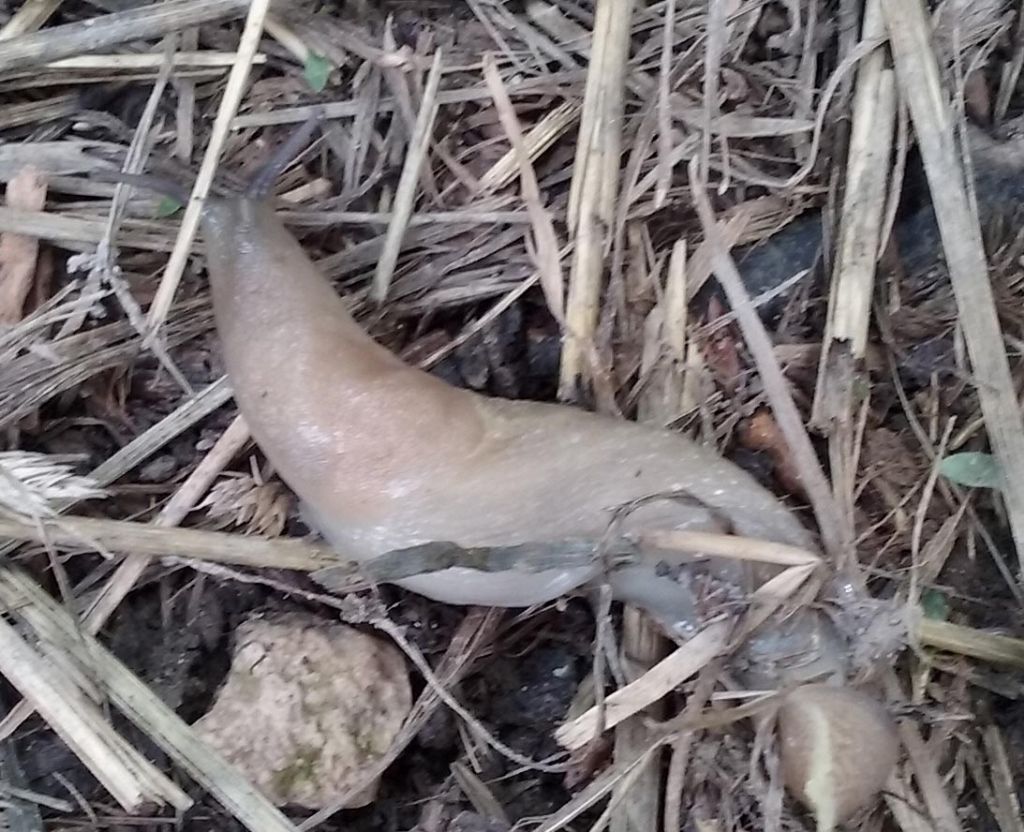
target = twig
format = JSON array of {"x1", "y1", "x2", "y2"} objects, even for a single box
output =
[
  {"x1": 558, "y1": 0, "x2": 637, "y2": 401},
  {"x1": 145, "y1": 0, "x2": 272, "y2": 337},
  {"x1": 688, "y1": 159, "x2": 846, "y2": 561},
  {"x1": 0, "y1": 614, "x2": 191, "y2": 813},
  {"x1": 371, "y1": 49, "x2": 444, "y2": 302},
  {"x1": 0, "y1": 0, "x2": 250, "y2": 73},
  {"x1": 0, "y1": 567, "x2": 301, "y2": 832},
  {"x1": 883, "y1": 0, "x2": 1024, "y2": 582},
  {"x1": 555, "y1": 621, "x2": 730, "y2": 750}
]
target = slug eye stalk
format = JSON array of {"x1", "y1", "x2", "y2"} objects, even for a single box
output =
[
  {"x1": 245, "y1": 108, "x2": 324, "y2": 199},
  {"x1": 89, "y1": 107, "x2": 325, "y2": 205}
]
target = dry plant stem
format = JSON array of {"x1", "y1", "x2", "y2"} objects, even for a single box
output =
[
  {"x1": 145, "y1": 0, "x2": 272, "y2": 337},
  {"x1": 0, "y1": 615, "x2": 191, "y2": 813},
  {"x1": 917, "y1": 618, "x2": 1024, "y2": 670},
  {"x1": 231, "y1": 86, "x2": 523, "y2": 129},
  {"x1": 982, "y1": 726, "x2": 1024, "y2": 832},
  {"x1": 0, "y1": 568, "x2": 301, "y2": 832},
  {"x1": 610, "y1": 607, "x2": 666, "y2": 832},
  {"x1": 90, "y1": 377, "x2": 233, "y2": 487},
  {"x1": 995, "y1": 18, "x2": 1024, "y2": 122},
  {"x1": 884, "y1": 767, "x2": 932, "y2": 832},
  {"x1": 43, "y1": 52, "x2": 266, "y2": 70},
  {"x1": 637, "y1": 529, "x2": 820, "y2": 567},
  {"x1": 653, "y1": 0, "x2": 677, "y2": 209},
  {"x1": 883, "y1": 0, "x2": 1024, "y2": 580},
  {"x1": 608, "y1": 273, "x2": 689, "y2": 832},
  {"x1": 0, "y1": 0, "x2": 63, "y2": 40},
  {"x1": 264, "y1": 14, "x2": 309, "y2": 63},
  {"x1": 891, "y1": 685, "x2": 963, "y2": 832},
  {"x1": 813, "y1": 0, "x2": 894, "y2": 368},
  {"x1": 662, "y1": 665, "x2": 717, "y2": 832},
  {"x1": 482, "y1": 52, "x2": 564, "y2": 322},
  {"x1": 0, "y1": 377, "x2": 231, "y2": 582},
  {"x1": 535, "y1": 740, "x2": 670, "y2": 832},
  {"x1": 83, "y1": 38, "x2": 187, "y2": 392},
  {"x1": 810, "y1": 0, "x2": 895, "y2": 588},
  {"x1": 0, "y1": 510, "x2": 336, "y2": 570},
  {"x1": 555, "y1": 620, "x2": 730, "y2": 750},
  {"x1": 0, "y1": 0, "x2": 250, "y2": 73},
  {"x1": 85, "y1": 413, "x2": 252, "y2": 630},
  {"x1": 588, "y1": 753, "x2": 661, "y2": 832},
  {"x1": 687, "y1": 159, "x2": 846, "y2": 561},
  {"x1": 559, "y1": 0, "x2": 636, "y2": 400},
  {"x1": 478, "y1": 101, "x2": 581, "y2": 192},
  {"x1": 0, "y1": 207, "x2": 172, "y2": 251},
  {"x1": 0, "y1": 411, "x2": 244, "y2": 739},
  {"x1": 371, "y1": 50, "x2": 445, "y2": 303}
]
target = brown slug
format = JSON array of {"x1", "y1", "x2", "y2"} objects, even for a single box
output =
[
  {"x1": 197, "y1": 194, "x2": 819, "y2": 613},
  {"x1": 110, "y1": 120, "x2": 905, "y2": 830},
  {"x1": 97, "y1": 118, "x2": 821, "y2": 631}
]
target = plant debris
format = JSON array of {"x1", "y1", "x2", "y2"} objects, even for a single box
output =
[{"x1": 0, "y1": 1, "x2": 1023, "y2": 831}]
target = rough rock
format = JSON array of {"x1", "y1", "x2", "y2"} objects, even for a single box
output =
[{"x1": 194, "y1": 612, "x2": 411, "y2": 809}]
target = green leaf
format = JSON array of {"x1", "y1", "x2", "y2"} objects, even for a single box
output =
[
  {"x1": 303, "y1": 52, "x2": 330, "y2": 93},
  {"x1": 155, "y1": 196, "x2": 182, "y2": 218},
  {"x1": 939, "y1": 451, "x2": 1002, "y2": 489},
  {"x1": 920, "y1": 589, "x2": 949, "y2": 622}
]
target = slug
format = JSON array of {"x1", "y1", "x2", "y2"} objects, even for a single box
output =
[
  {"x1": 198, "y1": 194, "x2": 819, "y2": 615},
  {"x1": 99, "y1": 122, "x2": 823, "y2": 637},
  {"x1": 111, "y1": 128, "x2": 907, "y2": 820}
]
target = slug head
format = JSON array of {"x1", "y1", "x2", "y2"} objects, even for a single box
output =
[{"x1": 89, "y1": 107, "x2": 324, "y2": 216}]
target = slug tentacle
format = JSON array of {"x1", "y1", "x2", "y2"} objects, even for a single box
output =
[
  {"x1": 89, "y1": 169, "x2": 191, "y2": 207},
  {"x1": 245, "y1": 108, "x2": 325, "y2": 199}
]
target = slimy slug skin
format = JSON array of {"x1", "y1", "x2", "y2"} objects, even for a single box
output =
[{"x1": 199, "y1": 197, "x2": 818, "y2": 612}]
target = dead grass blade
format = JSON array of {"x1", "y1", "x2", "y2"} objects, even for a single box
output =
[
  {"x1": 146, "y1": 0, "x2": 272, "y2": 336},
  {"x1": 883, "y1": 0, "x2": 1024, "y2": 584},
  {"x1": 482, "y1": 52, "x2": 564, "y2": 323},
  {"x1": 0, "y1": 0, "x2": 250, "y2": 73},
  {"x1": 0, "y1": 567, "x2": 301, "y2": 832},
  {"x1": 555, "y1": 620, "x2": 730, "y2": 750},
  {"x1": 372, "y1": 49, "x2": 445, "y2": 303}
]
